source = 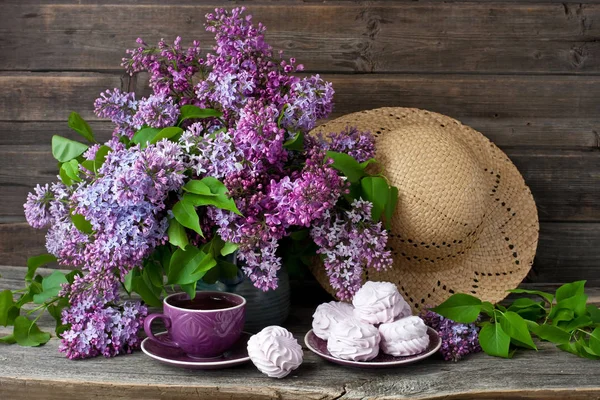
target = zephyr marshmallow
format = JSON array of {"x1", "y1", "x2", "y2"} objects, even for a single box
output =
[
  {"x1": 312, "y1": 301, "x2": 355, "y2": 340},
  {"x1": 247, "y1": 326, "x2": 303, "y2": 378},
  {"x1": 327, "y1": 319, "x2": 380, "y2": 361},
  {"x1": 379, "y1": 316, "x2": 430, "y2": 356},
  {"x1": 352, "y1": 281, "x2": 411, "y2": 324}
]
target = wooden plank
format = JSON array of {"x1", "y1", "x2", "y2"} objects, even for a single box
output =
[
  {"x1": 0, "y1": 267, "x2": 599, "y2": 400},
  {"x1": 529, "y1": 223, "x2": 600, "y2": 286},
  {"x1": 3, "y1": 221, "x2": 600, "y2": 285},
  {"x1": 3, "y1": 73, "x2": 600, "y2": 123},
  {"x1": 0, "y1": 72, "x2": 128, "y2": 122},
  {"x1": 1, "y1": 3, "x2": 600, "y2": 74},
  {"x1": 1, "y1": 145, "x2": 597, "y2": 221}
]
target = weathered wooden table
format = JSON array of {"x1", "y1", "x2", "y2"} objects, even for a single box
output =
[{"x1": 1, "y1": 265, "x2": 600, "y2": 400}]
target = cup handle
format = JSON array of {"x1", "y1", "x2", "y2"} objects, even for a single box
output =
[{"x1": 143, "y1": 313, "x2": 179, "y2": 348}]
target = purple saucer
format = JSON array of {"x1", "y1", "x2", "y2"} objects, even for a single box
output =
[
  {"x1": 304, "y1": 327, "x2": 441, "y2": 369},
  {"x1": 141, "y1": 331, "x2": 251, "y2": 370}
]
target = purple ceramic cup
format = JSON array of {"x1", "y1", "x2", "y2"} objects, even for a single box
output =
[{"x1": 144, "y1": 291, "x2": 246, "y2": 359}]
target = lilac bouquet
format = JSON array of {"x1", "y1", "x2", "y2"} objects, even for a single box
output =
[{"x1": 8, "y1": 8, "x2": 398, "y2": 359}]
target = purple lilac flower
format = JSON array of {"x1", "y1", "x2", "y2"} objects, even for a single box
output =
[
  {"x1": 24, "y1": 184, "x2": 53, "y2": 229},
  {"x1": 318, "y1": 126, "x2": 376, "y2": 163},
  {"x1": 132, "y1": 93, "x2": 180, "y2": 129},
  {"x1": 237, "y1": 238, "x2": 281, "y2": 291},
  {"x1": 60, "y1": 283, "x2": 147, "y2": 360},
  {"x1": 180, "y1": 123, "x2": 244, "y2": 179},
  {"x1": 310, "y1": 199, "x2": 393, "y2": 300},
  {"x1": 123, "y1": 37, "x2": 203, "y2": 99},
  {"x1": 94, "y1": 89, "x2": 138, "y2": 138},
  {"x1": 71, "y1": 140, "x2": 184, "y2": 277},
  {"x1": 281, "y1": 75, "x2": 334, "y2": 132},
  {"x1": 422, "y1": 310, "x2": 481, "y2": 361}
]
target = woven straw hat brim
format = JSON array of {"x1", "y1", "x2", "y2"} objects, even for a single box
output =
[{"x1": 309, "y1": 107, "x2": 539, "y2": 310}]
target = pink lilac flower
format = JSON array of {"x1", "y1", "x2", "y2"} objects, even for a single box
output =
[
  {"x1": 422, "y1": 310, "x2": 481, "y2": 361},
  {"x1": 310, "y1": 199, "x2": 393, "y2": 300}
]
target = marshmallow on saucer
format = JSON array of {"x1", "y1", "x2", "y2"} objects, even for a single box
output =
[
  {"x1": 312, "y1": 301, "x2": 355, "y2": 340},
  {"x1": 352, "y1": 281, "x2": 410, "y2": 324},
  {"x1": 327, "y1": 320, "x2": 380, "y2": 361},
  {"x1": 379, "y1": 316, "x2": 430, "y2": 356},
  {"x1": 247, "y1": 326, "x2": 303, "y2": 378}
]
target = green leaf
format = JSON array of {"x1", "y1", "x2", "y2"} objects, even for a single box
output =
[
  {"x1": 132, "y1": 127, "x2": 161, "y2": 148},
  {"x1": 556, "y1": 293, "x2": 588, "y2": 317},
  {"x1": 550, "y1": 308, "x2": 574, "y2": 325},
  {"x1": 167, "y1": 247, "x2": 216, "y2": 285},
  {"x1": 589, "y1": 327, "x2": 600, "y2": 356},
  {"x1": 172, "y1": 197, "x2": 203, "y2": 236},
  {"x1": 216, "y1": 258, "x2": 239, "y2": 280},
  {"x1": 68, "y1": 112, "x2": 95, "y2": 143},
  {"x1": 587, "y1": 305, "x2": 600, "y2": 323},
  {"x1": 326, "y1": 151, "x2": 366, "y2": 183},
  {"x1": 180, "y1": 281, "x2": 198, "y2": 299},
  {"x1": 65, "y1": 270, "x2": 82, "y2": 284},
  {"x1": 186, "y1": 193, "x2": 242, "y2": 216},
  {"x1": 361, "y1": 176, "x2": 390, "y2": 221},
  {"x1": 16, "y1": 281, "x2": 42, "y2": 308},
  {"x1": 530, "y1": 324, "x2": 571, "y2": 345},
  {"x1": 150, "y1": 127, "x2": 183, "y2": 144},
  {"x1": 430, "y1": 293, "x2": 482, "y2": 323},
  {"x1": 167, "y1": 218, "x2": 189, "y2": 250},
  {"x1": 0, "y1": 334, "x2": 16, "y2": 344},
  {"x1": 71, "y1": 213, "x2": 93, "y2": 234},
  {"x1": 479, "y1": 322, "x2": 511, "y2": 358},
  {"x1": 33, "y1": 271, "x2": 68, "y2": 304},
  {"x1": 26, "y1": 254, "x2": 56, "y2": 283},
  {"x1": 183, "y1": 180, "x2": 215, "y2": 196},
  {"x1": 60, "y1": 159, "x2": 82, "y2": 183},
  {"x1": 220, "y1": 241, "x2": 239, "y2": 257},
  {"x1": 0, "y1": 290, "x2": 18, "y2": 327},
  {"x1": 80, "y1": 159, "x2": 96, "y2": 172},
  {"x1": 507, "y1": 297, "x2": 543, "y2": 311},
  {"x1": 144, "y1": 261, "x2": 164, "y2": 289},
  {"x1": 199, "y1": 177, "x2": 229, "y2": 196},
  {"x1": 13, "y1": 316, "x2": 51, "y2": 347},
  {"x1": 383, "y1": 186, "x2": 398, "y2": 230},
  {"x1": 507, "y1": 288, "x2": 554, "y2": 304},
  {"x1": 94, "y1": 145, "x2": 111, "y2": 170},
  {"x1": 283, "y1": 131, "x2": 304, "y2": 151},
  {"x1": 480, "y1": 301, "x2": 495, "y2": 317},
  {"x1": 556, "y1": 280, "x2": 586, "y2": 302},
  {"x1": 499, "y1": 311, "x2": 537, "y2": 350},
  {"x1": 179, "y1": 105, "x2": 222, "y2": 123},
  {"x1": 565, "y1": 316, "x2": 593, "y2": 331},
  {"x1": 59, "y1": 166, "x2": 72, "y2": 186},
  {"x1": 359, "y1": 158, "x2": 377, "y2": 170},
  {"x1": 51, "y1": 135, "x2": 88, "y2": 162},
  {"x1": 124, "y1": 269, "x2": 138, "y2": 293},
  {"x1": 131, "y1": 276, "x2": 162, "y2": 307}
]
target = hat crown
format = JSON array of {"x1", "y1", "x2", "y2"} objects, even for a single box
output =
[{"x1": 376, "y1": 124, "x2": 488, "y2": 250}]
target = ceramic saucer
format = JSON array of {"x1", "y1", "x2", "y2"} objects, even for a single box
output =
[
  {"x1": 304, "y1": 327, "x2": 441, "y2": 369},
  {"x1": 141, "y1": 331, "x2": 252, "y2": 370}
]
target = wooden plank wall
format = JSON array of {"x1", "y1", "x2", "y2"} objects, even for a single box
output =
[{"x1": 0, "y1": 1, "x2": 599, "y2": 285}]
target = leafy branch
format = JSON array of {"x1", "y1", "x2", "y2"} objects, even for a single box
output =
[{"x1": 431, "y1": 281, "x2": 600, "y2": 359}]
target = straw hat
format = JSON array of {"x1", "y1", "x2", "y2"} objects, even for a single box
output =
[{"x1": 309, "y1": 107, "x2": 539, "y2": 310}]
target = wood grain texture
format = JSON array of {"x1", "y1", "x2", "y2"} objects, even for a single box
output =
[
  {"x1": 0, "y1": 266, "x2": 599, "y2": 400},
  {"x1": 1, "y1": 3, "x2": 600, "y2": 74}
]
